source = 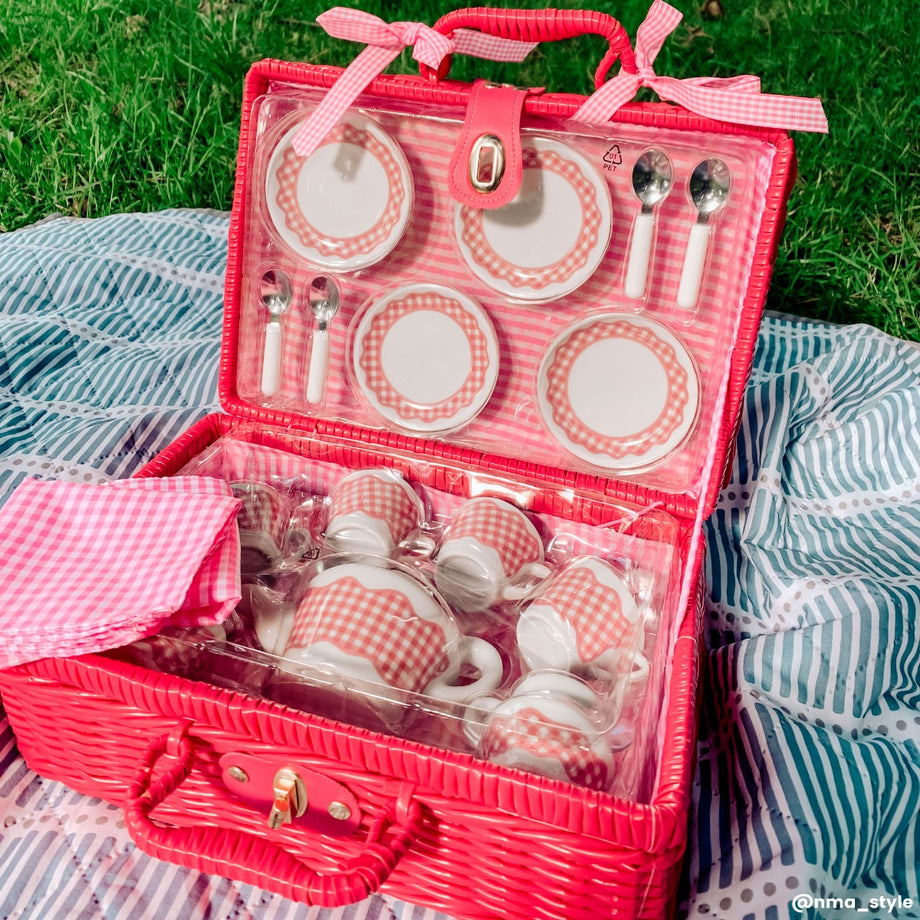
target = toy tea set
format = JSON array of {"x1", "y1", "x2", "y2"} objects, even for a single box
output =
[
  {"x1": 0, "y1": 5, "x2": 828, "y2": 917},
  {"x1": 129, "y1": 449, "x2": 676, "y2": 797},
  {"x1": 121, "y1": 3, "x2": 827, "y2": 798}
]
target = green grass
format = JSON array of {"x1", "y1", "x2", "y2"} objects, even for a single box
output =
[{"x1": 1, "y1": 0, "x2": 917, "y2": 337}]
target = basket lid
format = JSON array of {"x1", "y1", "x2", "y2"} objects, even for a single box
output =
[{"x1": 218, "y1": 59, "x2": 796, "y2": 521}]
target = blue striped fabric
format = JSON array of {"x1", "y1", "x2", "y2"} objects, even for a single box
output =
[
  {"x1": 0, "y1": 210, "x2": 226, "y2": 496},
  {"x1": 681, "y1": 314, "x2": 920, "y2": 920},
  {"x1": 1, "y1": 212, "x2": 918, "y2": 919}
]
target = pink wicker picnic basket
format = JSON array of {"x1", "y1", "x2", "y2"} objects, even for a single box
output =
[{"x1": 0, "y1": 6, "x2": 810, "y2": 918}]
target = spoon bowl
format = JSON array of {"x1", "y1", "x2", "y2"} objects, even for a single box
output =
[
  {"x1": 632, "y1": 149, "x2": 673, "y2": 213},
  {"x1": 677, "y1": 158, "x2": 732, "y2": 310},
  {"x1": 624, "y1": 149, "x2": 673, "y2": 299},
  {"x1": 688, "y1": 158, "x2": 731, "y2": 223},
  {"x1": 259, "y1": 269, "x2": 293, "y2": 397},
  {"x1": 309, "y1": 275, "x2": 341, "y2": 327},
  {"x1": 261, "y1": 269, "x2": 293, "y2": 318}
]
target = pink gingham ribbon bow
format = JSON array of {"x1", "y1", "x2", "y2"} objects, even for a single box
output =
[
  {"x1": 573, "y1": 0, "x2": 828, "y2": 133},
  {"x1": 292, "y1": 8, "x2": 538, "y2": 157}
]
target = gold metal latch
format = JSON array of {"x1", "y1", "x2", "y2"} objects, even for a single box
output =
[
  {"x1": 267, "y1": 767, "x2": 308, "y2": 830},
  {"x1": 221, "y1": 752, "x2": 362, "y2": 837}
]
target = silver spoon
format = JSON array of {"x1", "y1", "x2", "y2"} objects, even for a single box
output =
[
  {"x1": 677, "y1": 158, "x2": 731, "y2": 310},
  {"x1": 306, "y1": 275, "x2": 341, "y2": 405},
  {"x1": 259, "y1": 269, "x2": 292, "y2": 397},
  {"x1": 624, "y1": 149, "x2": 673, "y2": 299}
]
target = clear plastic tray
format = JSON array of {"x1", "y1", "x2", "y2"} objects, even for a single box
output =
[
  {"x1": 113, "y1": 433, "x2": 687, "y2": 799},
  {"x1": 232, "y1": 83, "x2": 777, "y2": 497}
]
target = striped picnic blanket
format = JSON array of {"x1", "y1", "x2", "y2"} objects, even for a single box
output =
[
  {"x1": 683, "y1": 315, "x2": 920, "y2": 920},
  {"x1": 0, "y1": 210, "x2": 917, "y2": 920}
]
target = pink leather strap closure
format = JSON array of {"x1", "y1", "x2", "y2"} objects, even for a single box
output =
[
  {"x1": 448, "y1": 80, "x2": 531, "y2": 208},
  {"x1": 291, "y1": 9, "x2": 537, "y2": 158}
]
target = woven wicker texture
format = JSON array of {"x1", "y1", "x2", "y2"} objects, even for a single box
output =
[
  {"x1": 1, "y1": 439, "x2": 701, "y2": 920},
  {"x1": 0, "y1": 613, "x2": 697, "y2": 918},
  {"x1": 0, "y1": 409, "x2": 703, "y2": 919},
  {"x1": 425, "y1": 7, "x2": 637, "y2": 85}
]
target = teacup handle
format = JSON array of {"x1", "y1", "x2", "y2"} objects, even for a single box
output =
[
  {"x1": 425, "y1": 636, "x2": 503, "y2": 703},
  {"x1": 253, "y1": 599, "x2": 296, "y2": 657},
  {"x1": 591, "y1": 648, "x2": 651, "y2": 685},
  {"x1": 500, "y1": 561, "x2": 552, "y2": 602}
]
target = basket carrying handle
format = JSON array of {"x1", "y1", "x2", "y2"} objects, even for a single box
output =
[
  {"x1": 425, "y1": 7, "x2": 637, "y2": 88},
  {"x1": 124, "y1": 726, "x2": 423, "y2": 907}
]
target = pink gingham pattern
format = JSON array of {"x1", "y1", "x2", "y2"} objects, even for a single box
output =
[
  {"x1": 329, "y1": 471, "x2": 420, "y2": 543},
  {"x1": 537, "y1": 564, "x2": 633, "y2": 662},
  {"x1": 447, "y1": 498, "x2": 543, "y2": 577},
  {"x1": 482, "y1": 706, "x2": 610, "y2": 790},
  {"x1": 544, "y1": 317, "x2": 691, "y2": 460},
  {"x1": 573, "y1": 0, "x2": 828, "y2": 133},
  {"x1": 357, "y1": 291, "x2": 493, "y2": 424},
  {"x1": 291, "y1": 8, "x2": 537, "y2": 157},
  {"x1": 458, "y1": 147, "x2": 604, "y2": 290},
  {"x1": 0, "y1": 476, "x2": 241, "y2": 668},
  {"x1": 109, "y1": 477, "x2": 242, "y2": 627},
  {"x1": 274, "y1": 122, "x2": 407, "y2": 260},
  {"x1": 190, "y1": 440, "x2": 677, "y2": 594},
  {"x1": 286, "y1": 575, "x2": 449, "y2": 693}
]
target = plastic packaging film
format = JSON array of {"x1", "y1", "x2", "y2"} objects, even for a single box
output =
[
  {"x1": 114, "y1": 434, "x2": 685, "y2": 799},
  {"x1": 234, "y1": 86, "x2": 776, "y2": 501}
]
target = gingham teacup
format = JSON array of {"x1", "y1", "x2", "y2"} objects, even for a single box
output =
[
  {"x1": 324, "y1": 468, "x2": 431, "y2": 559},
  {"x1": 515, "y1": 556, "x2": 648, "y2": 679},
  {"x1": 475, "y1": 671, "x2": 614, "y2": 790},
  {"x1": 282, "y1": 561, "x2": 503, "y2": 703},
  {"x1": 433, "y1": 497, "x2": 549, "y2": 613}
]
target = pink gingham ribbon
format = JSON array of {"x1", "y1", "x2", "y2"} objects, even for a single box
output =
[
  {"x1": 292, "y1": 7, "x2": 538, "y2": 157},
  {"x1": 573, "y1": 0, "x2": 828, "y2": 133}
]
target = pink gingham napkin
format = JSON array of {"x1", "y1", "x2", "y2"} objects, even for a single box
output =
[{"x1": 0, "y1": 476, "x2": 242, "y2": 669}]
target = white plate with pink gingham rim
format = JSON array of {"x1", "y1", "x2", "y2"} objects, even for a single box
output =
[
  {"x1": 453, "y1": 135, "x2": 613, "y2": 302},
  {"x1": 264, "y1": 112, "x2": 413, "y2": 270},
  {"x1": 536, "y1": 313, "x2": 701, "y2": 471},
  {"x1": 351, "y1": 283, "x2": 500, "y2": 434}
]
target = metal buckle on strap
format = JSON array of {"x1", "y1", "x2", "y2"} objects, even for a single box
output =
[{"x1": 469, "y1": 134, "x2": 506, "y2": 193}]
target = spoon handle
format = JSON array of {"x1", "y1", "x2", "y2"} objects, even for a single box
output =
[
  {"x1": 260, "y1": 320, "x2": 282, "y2": 397},
  {"x1": 624, "y1": 211, "x2": 655, "y2": 300},
  {"x1": 306, "y1": 328, "x2": 329, "y2": 404},
  {"x1": 677, "y1": 222, "x2": 711, "y2": 310}
]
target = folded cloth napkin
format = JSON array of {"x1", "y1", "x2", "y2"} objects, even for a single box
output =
[{"x1": 0, "y1": 475, "x2": 242, "y2": 669}]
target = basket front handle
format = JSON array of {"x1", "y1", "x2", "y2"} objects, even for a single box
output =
[
  {"x1": 124, "y1": 726, "x2": 422, "y2": 908},
  {"x1": 425, "y1": 7, "x2": 637, "y2": 88}
]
